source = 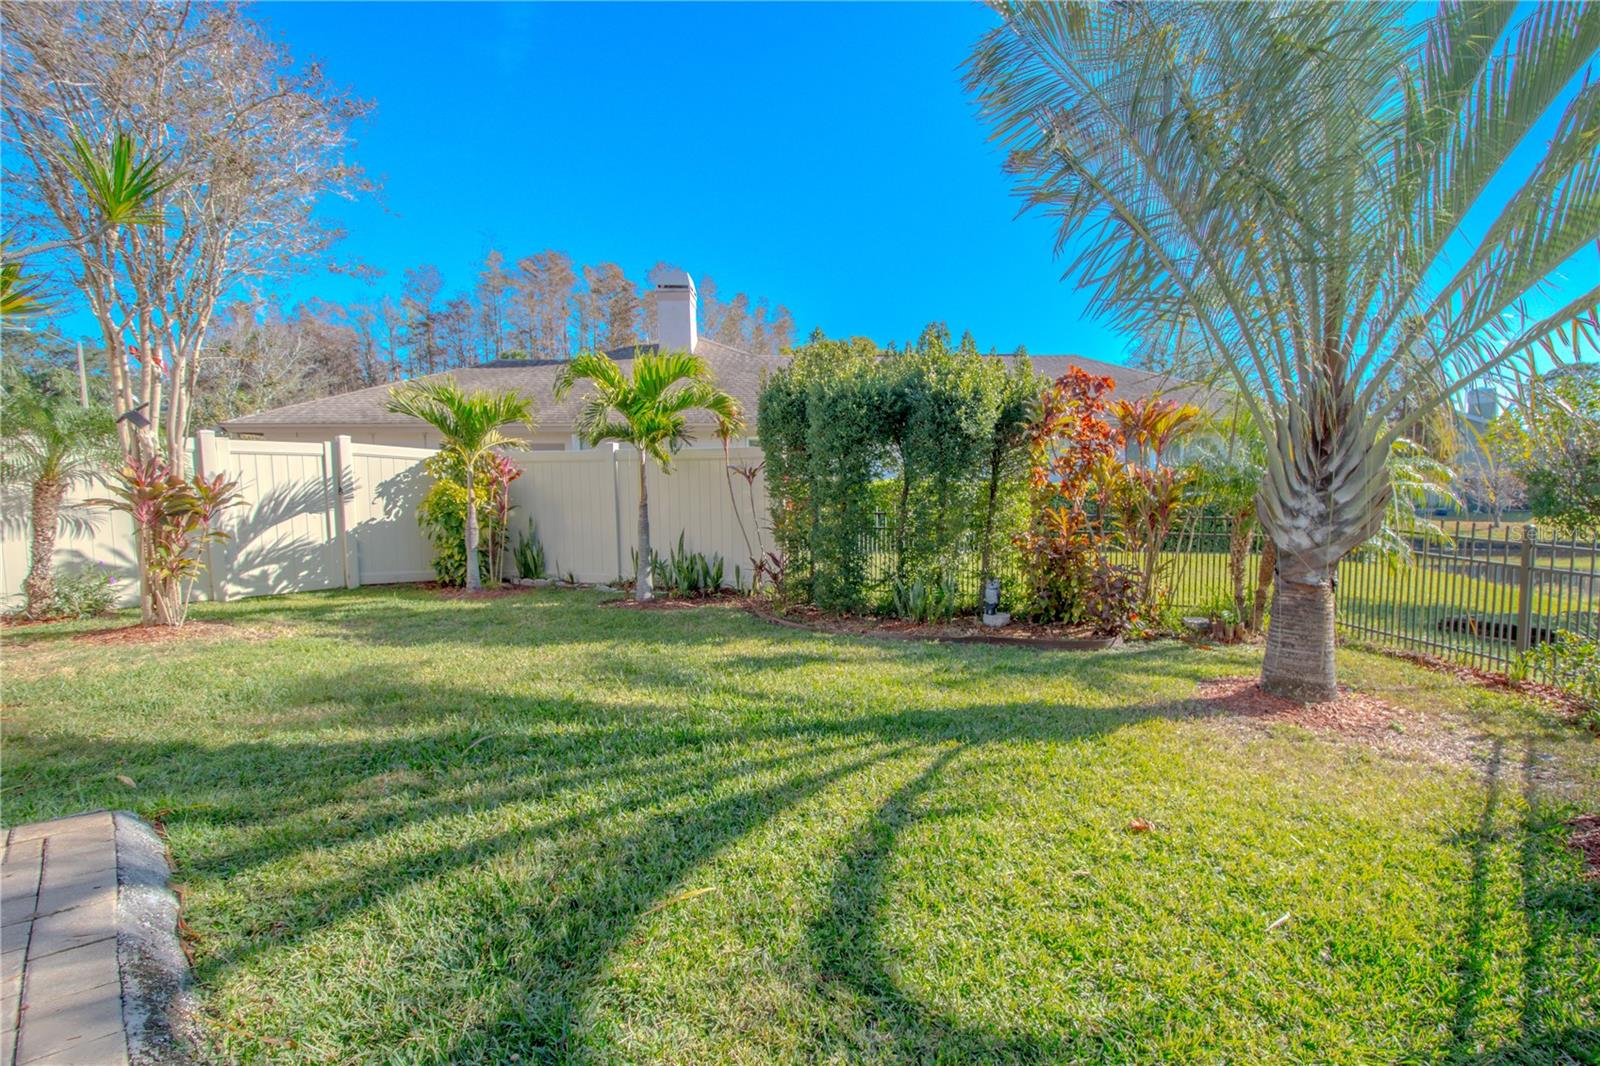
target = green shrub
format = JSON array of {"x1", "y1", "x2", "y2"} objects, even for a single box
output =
[
  {"x1": 757, "y1": 329, "x2": 1035, "y2": 613},
  {"x1": 16, "y1": 566, "x2": 119, "y2": 620},
  {"x1": 417, "y1": 453, "x2": 502, "y2": 587},
  {"x1": 1510, "y1": 629, "x2": 1600, "y2": 728}
]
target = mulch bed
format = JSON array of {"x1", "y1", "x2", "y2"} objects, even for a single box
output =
[
  {"x1": 66, "y1": 620, "x2": 238, "y2": 647},
  {"x1": 603, "y1": 594, "x2": 741, "y2": 612},
  {"x1": 1371, "y1": 646, "x2": 1590, "y2": 725},
  {"x1": 1195, "y1": 676, "x2": 1414, "y2": 735},
  {"x1": 1193, "y1": 675, "x2": 1483, "y2": 768},
  {"x1": 744, "y1": 602, "x2": 1121, "y2": 650},
  {"x1": 1567, "y1": 815, "x2": 1600, "y2": 881}
]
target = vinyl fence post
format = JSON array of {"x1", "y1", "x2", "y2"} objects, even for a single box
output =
[
  {"x1": 1514, "y1": 523, "x2": 1536, "y2": 655},
  {"x1": 330, "y1": 435, "x2": 361, "y2": 589},
  {"x1": 195, "y1": 431, "x2": 227, "y2": 603}
]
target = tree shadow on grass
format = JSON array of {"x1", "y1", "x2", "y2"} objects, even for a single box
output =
[
  {"x1": 1439, "y1": 736, "x2": 1600, "y2": 1064},
  {"x1": 14, "y1": 588, "x2": 1505, "y2": 1060},
  {"x1": 7, "y1": 629, "x2": 1227, "y2": 1061}
]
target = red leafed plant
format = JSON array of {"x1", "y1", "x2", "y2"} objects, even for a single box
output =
[
  {"x1": 96, "y1": 457, "x2": 242, "y2": 627},
  {"x1": 485, "y1": 452, "x2": 523, "y2": 585},
  {"x1": 1107, "y1": 397, "x2": 1203, "y2": 615},
  {"x1": 1015, "y1": 367, "x2": 1120, "y2": 623}
]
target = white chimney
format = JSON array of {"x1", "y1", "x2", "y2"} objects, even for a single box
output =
[{"x1": 649, "y1": 264, "x2": 698, "y2": 354}]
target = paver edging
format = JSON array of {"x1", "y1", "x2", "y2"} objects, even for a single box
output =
[{"x1": 111, "y1": 812, "x2": 200, "y2": 1066}]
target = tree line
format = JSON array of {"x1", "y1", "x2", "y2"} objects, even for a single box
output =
[
  {"x1": 200, "y1": 254, "x2": 792, "y2": 424},
  {"x1": 12, "y1": 254, "x2": 795, "y2": 428}
]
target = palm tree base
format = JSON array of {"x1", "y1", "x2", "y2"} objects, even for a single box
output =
[{"x1": 1260, "y1": 576, "x2": 1337, "y2": 704}]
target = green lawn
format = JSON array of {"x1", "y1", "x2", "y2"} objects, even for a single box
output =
[{"x1": 4, "y1": 588, "x2": 1597, "y2": 1064}]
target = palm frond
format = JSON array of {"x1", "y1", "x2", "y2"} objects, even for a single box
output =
[
  {"x1": 60, "y1": 127, "x2": 174, "y2": 228},
  {"x1": 553, "y1": 351, "x2": 629, "y2": 402},
  {"x1": 0, "y1": 261, "x2": 50, "y2": 318},
  {"x1": 554, "y1": 349, "x2": 740, "y2": 465},
  {"x1": 387, "y1": 379, "x2": 535, "y2": 458}
]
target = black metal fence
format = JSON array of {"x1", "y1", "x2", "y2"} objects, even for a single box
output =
[
  {"x1": 855, "y1": 511, "x2": 1597, "y2": 684},
  {"x1": 1336, "y1": 521, "x2": 1598, "y2": 678}
]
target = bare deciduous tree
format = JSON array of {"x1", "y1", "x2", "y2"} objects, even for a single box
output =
[
  {"x1": 2, "y1": 2, "x2": 370, "y2": 470},
  {"x1": 513, "y1": 250, "x2": 577, "y2": 359}
]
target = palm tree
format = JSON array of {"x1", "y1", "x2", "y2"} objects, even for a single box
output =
[
  {"x1": 554, "y1": 350, "x2": 741, "y2": 602},
  {"x1": 1195, "y1": 413, "x2": 1455, "y2": 628},
  {"x1": 0, "y1": 367, "x2": 118, "y2": 618},
  {"x1": 387, "y1": 380, "x2": 534, "y2": 591},
  {"x1": 968, "y1": 2, "x2": 1600, "y2": 700}
]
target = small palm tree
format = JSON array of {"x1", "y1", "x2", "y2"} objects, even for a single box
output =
[
  {"x1": 0, "y1": 368, "x2": 119, "y2": 618},
  {"x1": 554, "y1": 350, "x2": 741, "y2": 601},
  {"x1": 387, "y1": 380, "x2": 535, "y2": 591}
]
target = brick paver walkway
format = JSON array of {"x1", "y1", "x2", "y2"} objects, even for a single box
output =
[{"x1": 2, "y1": 812, "x2": 129, "y2": 1066}]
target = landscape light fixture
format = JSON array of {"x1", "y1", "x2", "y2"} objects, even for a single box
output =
[{"x1": 983, "y1": 577, "x2": 1002, "y2": 616}]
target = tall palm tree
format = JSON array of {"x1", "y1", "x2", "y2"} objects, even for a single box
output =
[
  {"x1": 0, "y1": 367, "x2": 118, "y2": 618},
  {"x1": 387, "y1": 380, "x2": 534, "y2": 591},
  {"x1": 968, "y1": 2, "x2": 1600, "y2": 700},
  {"x1": 554, "y1": 350, "x2": 741, "y2": 602}
]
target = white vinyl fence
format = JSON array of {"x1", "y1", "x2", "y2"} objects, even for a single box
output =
[{"x1": 0, "y1": 433, "x2": 770, "y2": 609}]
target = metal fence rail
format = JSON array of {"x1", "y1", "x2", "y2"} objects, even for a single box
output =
[
  {"x1": 852, "y1": 510, "x2": 1595, "y2": 685},
  {"x1": 1337, "y1": 521, "x2": 1598, "y2": 679}
]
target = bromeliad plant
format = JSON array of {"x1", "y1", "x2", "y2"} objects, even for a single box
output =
[{"x1": 96, "y1": 457, "x2": 241, "y2": 627}]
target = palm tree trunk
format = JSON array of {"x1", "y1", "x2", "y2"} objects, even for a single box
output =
[
  {"x1": 464, "y1": 475, "x2": 481, "y2": 591},
  {"x1": 1261, "y1": 559, "x2": 1337, "y2": 702},
  {"x1": 1251, "y1": 538, "x2": 1276, "y2": 631},
  {"x1": 1228, "y1": 510, "x2": 1251, "y2": 619},
  {"x1": 23, "y1": 478, "x2": 64, "y2": 619},
  {"x1": 636, "y1": 460, "x2": 653, "y2": 602}
]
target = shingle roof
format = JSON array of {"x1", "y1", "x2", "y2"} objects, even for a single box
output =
[
  {"x1": 1014, "y1": 354, "x2": 1207, "y2": 406},
  {"x1": 218, "y1": 343, "x2": 1202, "y2": 433},
  {"x1": 219, "y1": 338, "x2": 785, "y2": 432}
]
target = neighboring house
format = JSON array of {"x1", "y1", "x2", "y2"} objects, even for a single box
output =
[{"x1": 218, "y1": 265, "x2": 1194, "y2": 449}]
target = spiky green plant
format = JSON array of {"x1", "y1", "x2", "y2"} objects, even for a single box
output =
[
  {"x1": 554, "y1": 350, "x2": 741, "y2": 602},
  {"x1": 1, "y1": 128, "x2": 170, "y2": 320},
  {"x1": 968, "y1": 2, "x2": 1600, "y2": 699},
  {"x1": 61, "y1": 128, "x2": 173, "y2": 227},
  {"x1": 387, "y1": 380, "x2": 535, "y2": 591}
]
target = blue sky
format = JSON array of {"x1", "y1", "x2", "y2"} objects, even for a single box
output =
[
  {"x1": 39, "y1": 2, "x2": 1598, "y2": 371},
  {"x1": 247, "y1": 1, "x2": 1116, "y2": 356}
]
